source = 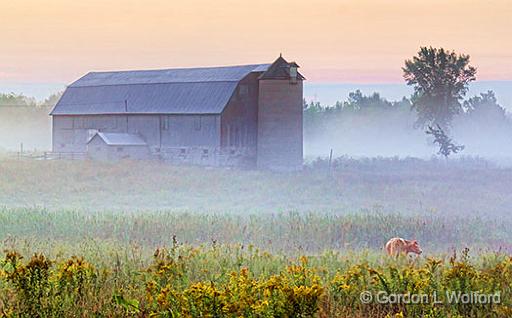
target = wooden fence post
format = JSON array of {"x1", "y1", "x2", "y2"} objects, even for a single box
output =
[{"x1": 328, "y1": 148, "x2": 333, "y2": 171}]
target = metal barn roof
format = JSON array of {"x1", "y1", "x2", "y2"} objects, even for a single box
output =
[
  {"x1": 52, "y1": 82, "x2": 240, "y2": 115},
  {"x1": 88, "y1": 132, "x2": 147, "y2": 146},
  {"x1": 51, "y1": 63, "x2": 270, "y2": 115},
  {"x1": 71, "y1": 64, "x2": 271, "y2": 87}
]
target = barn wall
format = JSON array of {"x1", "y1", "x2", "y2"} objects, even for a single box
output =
[
  {"x1": 126, "y1": 116, "x2": 160, "y2": 150},
  {"x1": 53, "y1": 115, "x2": 129, "y2": 152},
  {"x1": 257, "y1": 79, "x2": 303, "y2": 171},
  {"x1": 160, "y1": 114, "x2": 220, "y2": 147},
  {"x1": 53, "y1": 115, "x2": 157, "y2": 152},
  {"x1": 52, "y1": 116, "x2": 74, "y2": 152},
  {"x1": 220, "y1": 73, "x2": 259, "y2": 150},
  {"x1": 53, "y1": 114, "x2": 221, "y2": 153}
]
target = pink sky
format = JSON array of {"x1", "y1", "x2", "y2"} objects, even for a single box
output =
[{"x1": 1, "y1": 0, "x2": 511, "y2": 84}]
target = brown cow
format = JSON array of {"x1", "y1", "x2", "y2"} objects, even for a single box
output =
[{"x1": 385, "y1": 237, "x2": 423, "y2": 257}]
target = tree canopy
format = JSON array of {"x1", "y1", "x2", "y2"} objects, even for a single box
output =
[
  {"x1": 463, "y1": 90, "x2": 507, "y2": 121},
  {"x1": 403, "y1": 47, "x2": 477, "y2": 129},
  {"x1": 0, "y1": 93, "x2": 37, "y2": 107}
]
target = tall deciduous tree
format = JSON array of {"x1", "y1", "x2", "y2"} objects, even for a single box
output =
[{"x1": 403, "y1": 47, "x2": 477, "y2": 129}]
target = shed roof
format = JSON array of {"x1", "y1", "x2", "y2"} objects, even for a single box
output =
[
  {"x1": 51, "y1": 63, "x2": 270, "y2": 115},
  {"x1": 88, "y1": 132, "x2": 147, "y2": 146}
]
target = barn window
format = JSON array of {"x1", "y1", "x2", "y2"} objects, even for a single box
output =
[
  {"x1": 161, "y1": 116, "x2": 169, "y2": 130},
  {"x1": 242, "y1": 126, "x2": 247, "y2": 146},
  {"x1": 229, "y1": 125, "x2": 234, "y2": 147},
  {"x1": 234, "y1": 127, "x2": 240, "y2": 147},
  {"x1": 194, "y1": 116, "x2": 202, "y2": 131},
  {"x1": 290, "y1": 66, "x2": 298, "y2": 79}
]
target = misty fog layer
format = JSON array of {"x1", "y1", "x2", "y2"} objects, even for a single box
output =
[
  {"x1": 304, "y1": 107, "x2": 430, "y2": 158},
  {"x1": 1, "y1": 159, "x2": 511, "y2": 218},
  {"x1": 0, "y1": 92, "x2": 60, "y2": 152},
  {"x1": 304, "y1": 92, "x2": 512, "y2": 162},
  {"x1": 0, "y1": 106, "x2": 52, "y2": 152},
  {"x1": 304, "y1": 109, "x2": 512, "y2": 160}
]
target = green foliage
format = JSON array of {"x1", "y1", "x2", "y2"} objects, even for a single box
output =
[
  {"x1": 41, "y1": 91, "x2": 63, "y2": 108},
  {"x1": 303, "y1": 90, "x2": 411, "y2": 115},
  {"x1": 0, "y1": 247, "x2": 510, "y2": 317},
  {"x1": 425, "y1": 125, "x2": 465, "y2": 157},
  {"x1": 463, "y1": 90, "x2": 510, "y2": 125},
  {"x1": 112, "y1": 294, "x2": 140, "y2": 314},
  {"x1": 0, "y1": 93, "x2": 37, "y2": 107},
  {"x1": 403, "y1": 47, "x2": 477, "y2": 129}
]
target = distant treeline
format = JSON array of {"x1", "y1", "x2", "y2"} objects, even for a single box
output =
[
  {"x1": 304, "y1": 89, "x2": 510, "y2": 125},
  {"x1": 303, "y1": 90, "x2": 512, "y2": 158},
  {"x1": 0, "y1": 92, "x2": 62, "y2": 108}
]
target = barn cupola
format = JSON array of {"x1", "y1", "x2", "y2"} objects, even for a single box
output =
[
  {"x1": 289, "y1": 62, "x2": 299, "y2": 83},
  {"x1": 256, "y1": 55, "x2": 304, "y2": 171},
  {"x1": 259, "y1": 55, "x2": 305, "y2": 83}
]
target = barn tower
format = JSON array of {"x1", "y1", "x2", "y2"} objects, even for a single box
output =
[{"x1": 257, "y1": 55, "x2": 304, "y2": 171}]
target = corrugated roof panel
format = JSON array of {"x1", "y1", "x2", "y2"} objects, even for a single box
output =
[
  {"x1": 51, "y1": 82, "x2": 239, "y2": 115},
  {"x1": 71, "y1": 64, "x2": 271, "y2": 87}
]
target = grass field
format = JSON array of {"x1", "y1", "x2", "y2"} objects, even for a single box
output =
[
  {"x1": 0, "y1": 157, "x2": 511, "y2": 215},
  {"x1": 0, "y1": 158, "x2": 511, "y2": 317}
]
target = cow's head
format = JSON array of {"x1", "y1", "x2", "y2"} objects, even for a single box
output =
[{"x1": 406, "y1": 240, "x2": 423, "y2": 255}]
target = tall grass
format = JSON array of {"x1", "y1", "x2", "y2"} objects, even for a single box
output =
[{"x1": 1, "y1": 208, "x2": 510, "y2": 259}]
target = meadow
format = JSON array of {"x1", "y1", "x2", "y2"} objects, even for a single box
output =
[
  {"x1": 0, "y1": 158, "x2": 511, "y2": 317},
  {"x1": 0, "y1": 242, "x2": 510, "y2": 317},
  {"x1": 0, "y1": 157, "x2": 511, "y2": 215}
]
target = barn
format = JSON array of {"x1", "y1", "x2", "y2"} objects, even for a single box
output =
[{"x1": 50, "y1": 56, "x2": 304, "y2": 170}]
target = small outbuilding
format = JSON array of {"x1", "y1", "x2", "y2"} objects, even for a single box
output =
[{"x1": 87, "y1": 132, "x2": 150, "y2": 161}]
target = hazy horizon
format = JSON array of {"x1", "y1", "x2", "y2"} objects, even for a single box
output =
[{"x1": 1, "y1": 80, "x2": 510, "y2": 111}]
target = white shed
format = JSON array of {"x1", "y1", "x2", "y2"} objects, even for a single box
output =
[{"x1": 87, "y1": 132, "x2": 150, "y2": 161}]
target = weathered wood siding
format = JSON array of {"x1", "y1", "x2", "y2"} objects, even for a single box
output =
[
  {"x1": 220, "y1": 73, "x2": 259, "y2": 150},
  {"x1": 161, "y1": 115, "x2": 220, "y2": 148},
  {"x1": 53, "y1": 114, "x2": 221, "y2": 153},
  {"x1": 257, "y1": 79, "x2": 303, "y2": 171}
]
